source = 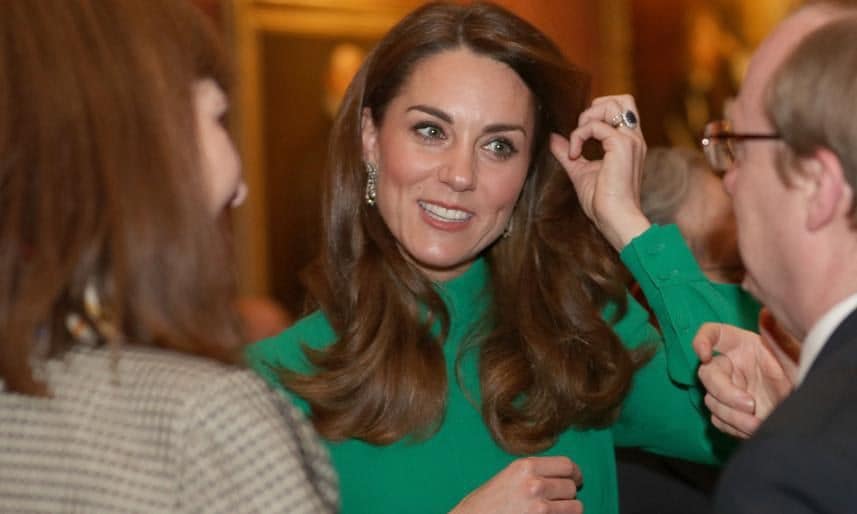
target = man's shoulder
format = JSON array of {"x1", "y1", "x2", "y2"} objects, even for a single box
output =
[
  {"x1": 716, "y1": 378, "x2": 857, "y2": 513},
  {"x1": 717, "y1": 360, "x2": 857, "y2": 498},
  {"x1": 759, "y1": 354, "x2": 857, "y2": 441},
  {"x1": 715, "y1": 423, "x2": 857, "y2": 513},
  {"x1": 719, "y1": 358, "x2": 857, "y2": 485},
  {"x1": 716, "y1": 366, "x2": 857, "y2": 512}
]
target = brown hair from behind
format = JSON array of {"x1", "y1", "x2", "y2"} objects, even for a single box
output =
[
  {"x1": 765, "y1": 13, "x2": 857, "y2": 222},
  {"x1": 286, "y1": 1, "x2": 646, "y2": 454},
  {"x1": 0, "y1": 0, "x2": 243, "y2": 396}
]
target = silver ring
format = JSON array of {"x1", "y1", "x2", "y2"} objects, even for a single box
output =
[{"x1": 610, "y1": 110, "x2": 638, "y2": 129}]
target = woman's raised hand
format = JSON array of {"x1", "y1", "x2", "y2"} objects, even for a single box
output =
[
  {"x1": 450, "y1": 456, "x2": 584, "y2": 514},
  {"x1": 550, "y1": 94, "x2": 651, "y2": 251}
]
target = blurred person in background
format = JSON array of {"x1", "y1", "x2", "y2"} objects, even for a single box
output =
[{"x1": 641, "y1": 147, "x2": 743, "y2": 284}]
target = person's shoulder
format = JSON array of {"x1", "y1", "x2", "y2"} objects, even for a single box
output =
[
  {"x1": 252, "y1": 309, "x2": 335, "y2": 349},
  {"x1": 48, "y1": 345, "x2": 282, "y2": 430},
  {"x1": 114, "y1": 346, "x2": 287, "y2": 411},
  {"x1": 103, "y1": 346, "x2": 304, "y2": 430},
  {"x1": 713, "y1": 432, "x2": 799, "y2": 512},
  {"x1": 716, "y1": 425, "x2": 857, "y2": 513},
  {"x1": 760, "y1": 361, "x2": 857, "y2": 440},
  {"x1": 153, "y1": 348, "x2": 340, "y2": 513},
  {"x1": 244, "y1": 309, "x2": 336, "y2": 383},
  {"x1": 720, "y1": 372, "x2": 857, "y2": 491},
  {"x1": 109, "y1": 346, "x2": 302, "y2": 437},
  {"x1": 285, "y1": 309, "x2": 336, "y2": 342},
  {"x1": 59, "y1": 345, "x2": 239, "y2": 395}
]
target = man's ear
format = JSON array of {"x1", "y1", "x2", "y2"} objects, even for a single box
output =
[
  {"x1": 803, "y1": 147, "x2": 852, "y2": 231},
  {"x1": 361, "y1": 107, "x2": 379, "y2": 165}
]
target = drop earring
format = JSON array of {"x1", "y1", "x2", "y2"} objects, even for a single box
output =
[{"x1": 365, "y1": 162, "x2": 378, "y2": 206}]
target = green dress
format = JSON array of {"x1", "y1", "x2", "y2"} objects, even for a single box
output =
[{"x1": 246, "y1": 224, "x2": 759, "y2": 514}]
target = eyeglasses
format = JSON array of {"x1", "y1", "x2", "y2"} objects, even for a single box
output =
[{"x1": 700, "y1": 120, "x2": 780, "y2": 172}]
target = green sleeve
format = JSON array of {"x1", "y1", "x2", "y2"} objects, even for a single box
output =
[
  {"x1": 243, "y1": 310, "x2": 337, "y2": 413},
  {"x1": 610, "y1": 224, "x2": 760, "y2": 464},
  {"x1": 608, "y1": 293, "x2": 736, "y2": 464},
  {"x1": 619, "y1": 224, "x2": 760, "y2": 384}
]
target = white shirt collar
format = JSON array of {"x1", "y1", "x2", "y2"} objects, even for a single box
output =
[{"x1": 797, "y1": 292, "x2": 857, "y2": 385}]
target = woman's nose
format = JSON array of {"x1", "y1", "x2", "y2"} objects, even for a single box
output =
[{"x1": 438, "y1": 148, "x2": 476, "y2": 192}]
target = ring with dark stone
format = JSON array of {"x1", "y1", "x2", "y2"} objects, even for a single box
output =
[{"x1": 610, "y1": 110, "x2": 638, "y2": 129}]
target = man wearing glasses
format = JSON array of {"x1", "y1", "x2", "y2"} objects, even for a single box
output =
[{"x1": 692, "y1": 2, "x2": 857, "y2": 512}]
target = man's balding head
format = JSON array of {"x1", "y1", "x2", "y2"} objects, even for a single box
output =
[
  {"x1": 732, "y1": 3, "x2": 850, "y2": 132},
  {"x1": 722, "y1": 1, "x2": 857, "y2": 337}
]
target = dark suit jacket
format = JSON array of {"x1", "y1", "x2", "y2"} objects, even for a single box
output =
[{"x1": 714, "y1": 307, "x2": 857, "y2": 513}]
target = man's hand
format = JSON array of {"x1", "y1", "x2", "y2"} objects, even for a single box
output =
[{"x1": 693, "y1": 310, "x2": 798, "y2": 438}]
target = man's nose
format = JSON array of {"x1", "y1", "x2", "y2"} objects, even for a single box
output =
[{"x1": 723, "y1": 166, "x2": 737, "y2": 196}]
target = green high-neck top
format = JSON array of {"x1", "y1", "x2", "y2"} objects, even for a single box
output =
[{"x1": 246, "y1": 224, "x2": 759, "y2": 514}]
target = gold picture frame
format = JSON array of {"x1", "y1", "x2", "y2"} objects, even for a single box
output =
[{"x1": 230, "y1": 0, "x2": 421, "y2": 311}]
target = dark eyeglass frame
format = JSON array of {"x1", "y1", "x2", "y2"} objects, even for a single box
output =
[{"x1": 700, "y1": 120, "x2": 780, "y2": 172}]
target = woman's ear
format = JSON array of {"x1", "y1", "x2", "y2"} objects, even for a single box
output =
[
  {"x1": 803, "y1": 147, "x2": 851, "y2": 232},
  {"x1": 361, "y1": 107, "x2": 379, "y2": 165}
]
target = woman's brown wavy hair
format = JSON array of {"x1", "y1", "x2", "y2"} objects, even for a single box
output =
[
  {"x1": 0, "y1": 0, "x2": 242, "y2": 396},
  {"x1": 286, "y1": 1, "x2": 649, "y2": 454}
]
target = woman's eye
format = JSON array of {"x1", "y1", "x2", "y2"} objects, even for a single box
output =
[
  {"x1": 484, "y1": 138, "x2": 517, "y2": 159},
  {"x1": 414, "y1": 123, "x2": 445, "y2": 140}
]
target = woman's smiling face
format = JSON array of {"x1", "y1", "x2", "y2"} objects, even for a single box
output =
[{"x1": 362, "y1": 48, "x2": 535, "y2": 281}]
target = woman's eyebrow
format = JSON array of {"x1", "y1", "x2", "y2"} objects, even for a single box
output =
[
  {"x1": 407, "y1": 105, "x2": 527, "y2": 136},
  {"x1": 484, "y1": 123, "x2": 527, "y2": 136},
  {"x1": 407, "y1": 104, "x2": 452, "y2": 123}
]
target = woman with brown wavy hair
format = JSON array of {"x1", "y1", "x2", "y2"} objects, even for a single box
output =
[
  {"x1": 0, "y1": 1, "x2": 336, "y2": 511},
  {"x1": 248, "y1": 2, "x2": 758, "y2": 513}
]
